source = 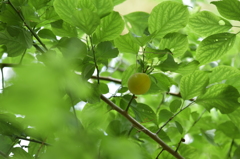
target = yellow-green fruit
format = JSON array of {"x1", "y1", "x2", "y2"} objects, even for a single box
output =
[{"x1": 127, "y1": 73, "x2": 151, "y2": 95}]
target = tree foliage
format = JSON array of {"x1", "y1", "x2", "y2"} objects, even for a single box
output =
[{"x1": 0, "y1": 0, "x2": 240, "y2": 158}]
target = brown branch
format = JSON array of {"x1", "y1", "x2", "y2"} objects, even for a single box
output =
[
  {"x1": 15, "y1": 136, "x2": 51, "y2": 146},
  {"x1": 0, "y1": 63, "x2": 20, "y2": 68},
  {"x1": 100, "y1": 94, "x2": 184, "y2": 159},
  {"x1": 91, "y1": 75, "x2": 121, "y2": 84},
  {"x1": 166, "y1": 92, "x2": 195, "y2": 101}
]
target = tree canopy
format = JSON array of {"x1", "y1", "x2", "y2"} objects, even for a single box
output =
[{"x1": 0, "y1": 0, "x2": 240, "y2": 159}]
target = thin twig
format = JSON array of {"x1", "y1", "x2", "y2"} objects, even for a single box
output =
[
  {"x1": 7, "y1": 0, "x2": 48, "y2": 52},
  {"x1": 89, "y1": 36, "x2": 99, "y2": 84},
  {"x1": 35, "y1": 138, "x2": 47, "y2": 159},
  {"x1": 100, "y1": 94, "x2": 185, "y2": 159},
  {"x1": 125, "y1": 94, "x2": 135, "y2": 112},
  {"x1": 91, "y1": 76, "x2": 121, "y2": 84},
  {"x1": 191, "y1": 109, "x2": 206, "y2": 128},
  {"x1": 0, "y1": 150, "x2": 8, "y2": 158},
  {"x1": 156, "y1": 101, "x2": 195, "y2": 134},
  {"x1": 227, "y1": 139, "x2": 234, "y2": 159},
  {"x1": 19, "y1": 49, "x2": 27, "y2": 64},
  {"x1": 15, "y1": 136, "x2": 51, "y2": 146},
  {"x1": 175, "y1": 138, "x2": 185, "y2": 152},
  {"x1": 127, "y1": 126, "x2": 134, "y2": 137},
  {"x1": 156, "y1": 149, "x2": 165, "y2": 159}
]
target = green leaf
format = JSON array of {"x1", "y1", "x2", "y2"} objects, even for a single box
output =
[
  {"x1": 38, "y1": 29, "x2": 56, "y2": 40},
  {"x1": 51, "y1": 20, "x2": 78, "y2": 37},
  {"x1": 95, "y1": 11, "x2": 124, "y2": 42},
  {"x1": 149, "y1": 73, "x2": 175, "y2": 92},
  {"x1": 114, "y1": 33, "x2": 140, "y2": 54},
  {"x1": 106, "y1": 120, "x2": 122, "y2": 136},
  {"x1": 78, "y1": 0, "x2": 97, "y2": 13},
  {"x1": 131, "y1": 103, "x2": 157, "y2": 124},
  {"x1": 92, "y1": 0, "x2": 113, "y2": 18},
  {"x1": 175, "y1": 121, "x2": 183, "y2": 134},
  {"x1": 112, "y1": 0, "x2": 126, "y2": 6},
  {"x1": 233, "y1": 147, "x2": 240, "y2": 159},
  {"x1": 121, "y1": 65, "x2": 136, "y2": 87},
  {"x1": 29, "y1": 0, "x2": 50, "y2": 10},
  {"x1": 217, "y1": 121, "x2": 240, "y2": 139},
  {"x1": 11, "y1": 0, "x2": 28, "y2": 7},
  {"x1": 96, "y1": 41, "x2": 118, "y2": 58},
  {"x1": 175, "y1": 60, "x2": 200, "y2": 75},
  {"x1": 209, "y1": 65, "x2": 240, "y2": 84},
  {"x1": 98, "y1": 82, "x2": 109, "y2": 94},
  {"x1": 157, "y1": 54, "x2": 179, "y2": 72},
  {"x1": 191, "y1": 111, "x2": 199, "y2": 121},
  {"x1": 0, "y1": 31, "x2": 28, "y2": 57},
  {"x1": 54, "y1": 0, "x2": 100, "y2": 35},
  {"x1": 196, "y1": 84, "x2": 240, "y2": 114},
  {"x1": 57, "y1": 37, "x2": 87, "y2": 60},
  {"x1": 124, "y1": 11, "x2": 149, "y2": 36},
  {"x1": 0, "y1": 5, "x2": 22, "y2": 26},
  {"x1": 189, "y1": 11, "x2": 232, "y2": 37},
  {"x1": 72, "y1": 8, "x2": 100, "y2": 35},
  {"x1": 227, "y1": 108, "x2": 240, "y2": 127},
  {"x1": 12, "y1": 147, "x2": 32, "y2": 159},
  {"x1": 159, "y1": 33, "x2": 188, "y2": 57},
  {"x1": 170, "y1": 99, "x2": 182, "y2": 113},
  {"x1": 180, "y1": 70, "x2": 209, "y2": 100},
  {"x1": 0, "y1": 135, "x2": 12, "y2": 154},
  {"x1": 132, "y1": 34, "x2": 153, "y2": 47},
  {"x1": 53, "y1": 0, "x2": 78, "y2": 24},
  {"x1": 21, "y1": 5, "x2": 40, "y2": 22},
  {"x1": 211, "y1": 0, "x2": 240, "y2": 21},
  {"x1": 148, "y1": 1, "x2": 189, "y2": 38},
  {"x1": 196, "y1": 33, "x2": 236, "y2": 65},
  {"x1": 159, "y1": 109, "x2": 173, "y2": 123}
]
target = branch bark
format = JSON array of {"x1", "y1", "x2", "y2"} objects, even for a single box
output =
[{"x1": 100, "y1": 94, "x2": 185, "y2": 159}]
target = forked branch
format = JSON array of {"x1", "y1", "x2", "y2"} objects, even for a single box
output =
[{"x1": 100, "y1": 94, "x2": 184, "y2": 159}]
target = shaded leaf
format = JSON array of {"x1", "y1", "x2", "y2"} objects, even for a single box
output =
[
  {"x1": 124, "y1": 12, "x2": 149, "y2": 36},
  {"x1": 131, "y1": 103, "x2": 157, "y2": 124},
  {"x1": 217, "y1": 121, "x2": 240, "y2": 139},
  {"x1": 197, "y1": 84, "x2": 240, "y2": 114},
  {"x1": 159, "y1": 33, "x2": 188, "y2": 57}
]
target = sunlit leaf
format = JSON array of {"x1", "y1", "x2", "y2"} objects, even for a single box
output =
[
  {"x1": 95, "y1": 11, "x2": 124, "y2": 42},
  {"x1": 189, "y1": 11, "x2": 232, "y2": 37},
  {"x1": 180, "y1": 70, "x2": 209, "y2": 100},
  {"x1": 114, "y1": 33, "x2": 140, "y2": 54},
  {"x1": 196, "y1": 33, "x2": 236, "y2": 65},
  {"x1": 211, "y1": 0, "x2": 240, "y2": 21},
  {"x1": 148, "y1": 1, "x2": 189, "y2": 38}
]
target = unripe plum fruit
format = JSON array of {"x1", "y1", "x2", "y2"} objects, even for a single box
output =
[{"x1": 127, "y1": 73, "x2": 151, "y2": 95}]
